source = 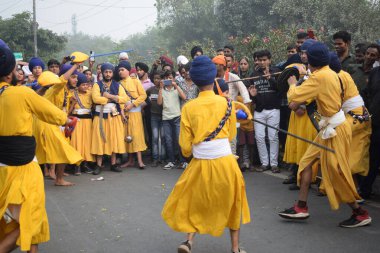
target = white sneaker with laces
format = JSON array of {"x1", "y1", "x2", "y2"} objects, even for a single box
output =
[{"x1": 163, "y1": 162, "x2": 175, "y2": 170}]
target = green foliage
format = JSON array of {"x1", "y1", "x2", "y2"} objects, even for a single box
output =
[
  {"x1": 177, "y1": 39, "x2": 217, "y2": 59},
  {"x1": 0, "y1": 12, "x2": 66, "y2": 62}
]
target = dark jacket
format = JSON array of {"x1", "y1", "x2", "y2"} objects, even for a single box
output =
[{"x1": 365, "y1": 66, "x2": 380, "y2": 127}]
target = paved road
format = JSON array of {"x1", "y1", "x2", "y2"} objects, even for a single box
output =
[{"x1": 17, "y1": 165, "x2": 380, "y2": 253}]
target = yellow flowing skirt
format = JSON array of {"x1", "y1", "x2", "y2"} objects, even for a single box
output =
[
  {"x1": 125, "y1": 111, "x2": 147, "y2": 153},
  {"x1": 33, "y1": 119, "x2": 83, "y2": 165},
  {"x1": 162, "y1": 155, "x2": 251, "y2": 237},
  {"x1": 0, "y1": 162, "x2": 49, "y2": 251},
  {"x1": 70, "y1": 118, "x2": 95, "y2": 162},
  {"x1": 346, "y1": 107, "x2": 371, "y2": 176},
  {"x1": 297, "y1": 120, "x2": 360, "y2": 210},
  {"x1": 91, "y1": 115, "x2": 126, "y2": 155},
  {"x1": 284, "y1": 111, "x2": 317, "y2": 164}
]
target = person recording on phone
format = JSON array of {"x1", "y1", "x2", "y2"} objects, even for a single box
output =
[
  {"x1": 157, "y1": 70, "x2": 186, "y2": 170},
  {"x1": 248, "y1": 49, "x2": 282, "y2": 173}
]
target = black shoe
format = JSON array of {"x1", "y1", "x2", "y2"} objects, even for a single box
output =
[
  {"x1": 74, "y1": 166, "x2": 81, "y2": 176},
  {"x1": 93, "y1": 165, "x2": 102, "y2": 175},
  {"x1": 289, "y1": 184, "x2": 300, "y2": 191},
  {"x1": 283, "y1": 175, "x2": 296, "y2": 184},
  {"x1": 110, "y1": 164, "x2": 122, "y2": 173},
  {"x1": 278, "y1": 205, "x2": 310, "y2": 220},
  {"x1": 339, "y1": 210, "x2": 372, "y2": 228},
  {"x1": 151, "y1": 160, "x2": 159, "y2": 167}
]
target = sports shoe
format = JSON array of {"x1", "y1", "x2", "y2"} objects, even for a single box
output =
[
  {"x1": 110, "y1": 164, "x2": 122, "y2": 173},
  {"x1": 93, "y1": 165, "x2": 102, "y2": 175},
  {"x1": 182, "y1": 162, "x2": 188, "y2": 169},
  {"x1": 163, "y1": 162, "x2": 175, "y2": 170},
  {"x1": 271, "y1": 166, "x2": 281, "y2": 173},
  {"x1": 278, "y1": 204, "x2": 310, "y2": 220},
  {"x1": 255, "y1": 165, "x2": 269, "y2": 172},
  {"x1": 339, "y1": 210, "x2": 372, "y2": 228},
  {"x1": 178, "y1": 240, "x2": 192, "y2": 253}
]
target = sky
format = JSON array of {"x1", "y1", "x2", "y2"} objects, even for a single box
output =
[{"x1": 0, "y1": 0, "x2": 157, "y2": 41}]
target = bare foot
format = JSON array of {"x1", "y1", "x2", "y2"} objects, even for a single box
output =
[
  {"x1": 120, "y1": 162, "x2": 134, "y2": 168},
  {"x1": 55, "y1": 179, "x2": 75, "y2": 186},
  {"x1": 138, "y1": 163, "x2": 146, "y2": 168},
  {"x1": 49, "y1": 170, "x2": 56, "y2": 180},
  {"x1": 63, "y1": 172, "x2": 69, "y2": 176}
]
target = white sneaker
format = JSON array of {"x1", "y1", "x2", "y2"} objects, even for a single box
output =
[
  {"x1": 182, "y1": 162, "x2": 188, "y2": 169},
  {"x1": 163, "y1": 162, "x2": 175, "y2": 170}
]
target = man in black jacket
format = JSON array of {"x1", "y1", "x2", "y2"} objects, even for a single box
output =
[{"x1": 248, "y1": 50, "x2": 281, "y2": 173}]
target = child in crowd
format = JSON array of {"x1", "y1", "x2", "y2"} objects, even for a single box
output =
[
  {"x1": 69, "y1": 73, "x2": 94, "y2": 175},
  {"x1": 146, "y1": 71, "x2": 166, "y2": 167},
  {"x1": 157, "y1": 70, "x2": 186, "y2": 169}
]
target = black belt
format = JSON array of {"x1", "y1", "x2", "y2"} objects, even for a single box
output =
[
  {"x1": 72, "y1": 114, "x2": 93, "y2": 119},
  {"x1": 0, "y1": 136, "x2": 36, "y2": 166},
  {"x1": 93, "y1": 111, "x2": 119, "y2": 119},
  {"x1": 348, "y1": 106, "x2": 370, "y2": 124}
]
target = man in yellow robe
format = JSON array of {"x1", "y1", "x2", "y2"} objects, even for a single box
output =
[
  {"x1": 162, "y1": 56, "x2": 250, "y2": 253},
  {"x1": 0, "y1": 45, "x2": 72, "y2": 252},
  {"x1": 278, "y1": 42, "x2": 372, "y2": 228}
]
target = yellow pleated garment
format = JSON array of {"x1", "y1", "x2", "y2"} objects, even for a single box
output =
[
  {"x1": 34, "y1": 119, "x2": 83, "y2": 165},
  {"x1": 0, "y1": 163, "x2": 50, "y2": 251},
  {"x1": 162, "y1": 91, "x2": 250, "y2": 236},
  {"x1": 70, "y1": 118, "x2": 95, "y2": 162},
  {"x1": 91, "y1": 115, "x2": 126, "y2": 155},
  {"x1": 125, "y1": 111, "x2": 147, "y2": 153},
  {"x1": 283, "y1": 111, "x2": 317, "y2": 164}
]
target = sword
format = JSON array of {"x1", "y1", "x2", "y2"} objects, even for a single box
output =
[
  {"x1": 91, "y1": 49, "x2": 134, "y2": 58},
  {"x1": 225, "y1": 72, "x2": 283, "y2": 84},
  {"x1": 252, "y1": 118, "x2": 335, "y2": 153},
  {"x1": 99, "y1": 104, "x2": 106, "y2": 143}
]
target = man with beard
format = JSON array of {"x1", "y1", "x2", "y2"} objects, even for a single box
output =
[
  {"x1": 333, "y1": 31, "x2": 355, "y2": 71},
  {"x1": 350, "y1": 43, "x2": 380, "y2": 104},
  {"x1": 91, "y1": 63, "x2": 128, "y2": 174}
]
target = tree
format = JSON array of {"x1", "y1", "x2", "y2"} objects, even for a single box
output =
[{"x1": 0, "y1": 12, "x2": 67, "y2": 62}]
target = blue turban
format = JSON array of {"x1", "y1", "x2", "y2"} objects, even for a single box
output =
[
  {"x1": 59, "y1": 64, "x2": 79, "y2": 76},
  {"x1": 76, "y1": 73, "x2": 88, "y2": 87},
  {"x1": 100, "y1": 62, "x2": 115, "y2": 73},
  {"x1": 300, "y1": 39, "x2": 317, "y2": 51},
  {"x1": 117, "y1": 61, "x2": 131, "y2": 71},
  {"x1": 0, "y1": 39, "x2": 10, "y2": 50},
  {"x1": 189, "y1": 55, "x2": 217, "y2": 86},
  {"x1": 0, "y1": 46, "x2": 16, "y2": 77},
  {"x1": 307, "y1": 42, "x2": 330, "y2": 67},
  {"x1": 329, "y1": 52, "x2": 342, "y2": 73},
  {"x1": 213, "y1": 78, "x2": 229, "y2": 94},
  {"x1": 28, "y1": 57, "x2": 45, "y2": 72}
]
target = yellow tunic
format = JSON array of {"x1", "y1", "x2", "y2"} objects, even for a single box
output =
[
  {"x1": 162, "y1": 90, "x2": 250, "y2": 236},
  {"x1": 236, "y1": 96, "x2": 253, "y2": 132},
  {"x1": 339, "y1": 70, "x2": 371, "y2": 176},
  {"x1": 91, "y1": 82, "x2": 128, "y2": 155},
  {"x1": 0, "y1": 83, "x2": 67, "y2": 251},
  {"x1": 288, "y1": 66, "x2": 360, "y2": 210},
  {"x1": 120, "y1": 77, "x2": 147, "y2": 153},
  {"x1": 33, "y1": 77, "x2": 83, "y2": 165},
  {"x1": 70, "y1": 90, "x2": 95, "y2": 162}
]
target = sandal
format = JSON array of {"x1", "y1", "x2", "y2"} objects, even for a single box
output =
[
  {"x1": 178, "y1": 240, "x2": 192, "y2": 253},
  {"x1": 233, "y1": 249, "x2": 247, "y2": 253}
]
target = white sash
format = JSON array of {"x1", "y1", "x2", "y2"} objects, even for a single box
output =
[
  {"x1": 319, "y1": 110, "x2": 346, "y2": 139},
  {"x1": 0, "y1": 157, "x2": 38, "y2": 167},
  {"x1": 95, "y1": 103, "x2": 117, "y2": 113},
  {"x1": 342, "y1": 95, "x2": 364, "y2": 114},
  {"x1": 192, "y1": 138, "x2": 232, "y2": 159},
  {"x1": 73, "y1": 108, "x2": 91, "y2": 115}
]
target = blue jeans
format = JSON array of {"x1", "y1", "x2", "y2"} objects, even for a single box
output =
[
  {"x1": 151, "y1": 114, "x2": 166, "y2": 161},
  {"x1": 163, "y1": 116, "x2": 181, "y2": 163}
]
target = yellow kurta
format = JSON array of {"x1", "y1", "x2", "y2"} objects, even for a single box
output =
[
  {"x1": 0, "y1": 83, "x2": 67, "y2": 251},
  {"x1": 339, "y1": 70, "x2": 371, "y2": 176},
  {"x1": 162, "y1": 91, "x2": 250, "y2": 236},
  {"x1": 34, "y1": 76, "x2": 83, "y2": 165},
  {"x1": 91, "y1": 82, "x2": 128, "y2": 155},
  {"x1": 288, "y1": 66, "x2": 360, "y2": 210},
  {"x1": 70, "y1": 90, "x2": 94, "y2": 162},
  {"x1": 235, "y1": 96, "x2": 253, "y2": 132},
  {"x1": 120, "y1": 77, "x2": 147, "y2": 153}
]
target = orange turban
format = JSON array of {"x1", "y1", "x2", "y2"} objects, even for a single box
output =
[{"x1": 212, "y1": 55, "x2": 226, "y2": 66}]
